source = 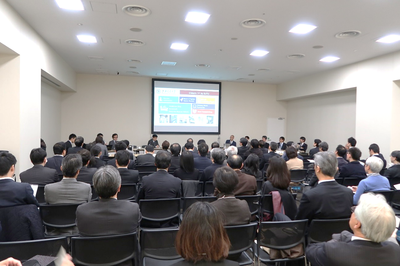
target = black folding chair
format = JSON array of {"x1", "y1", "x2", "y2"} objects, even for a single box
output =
[
  {"x1": 139, "y1": 198, "x2": 181, "y2": 228},
  {"x1": 181, "y1": 196, "x2": 217, "y2": 214},
  {"x1": 35, "y1": 185, "x2": 46, "y2": 204},
  {"x1": 39, "y1": 203, "x2": 80, "y2": 235},
  {"x1": 118, "y1": 184, "x2": 137, "y2": 201},
  {"x1": 261, "y1": 163, "x2": 269, "y2": 179},
  {"x1": 290, "y1": 169, "x2": 307, "y2": 182},
  {"x1": 225, "y1": 223, "x2": 257, "y2": 265},
  {"x1": 372, "y1": 190, "x2": 394, "y2": 205},
  {"x1": 136, "y1": 165, "x2": 157, "y2": 180},
  {"x1": 308, "y1": 218, "x2": 351, "y2": 244},
  {"x1": 236, "y1": 195, "x2": 261, "y2": 216},
  {"x1": 71, "y1": 232, "x2": 137, "y2": 266},
  {"x1": 342, "y1": 177, "x2": 363, "y2": 187},
  {"x1": 203, "y1": 181, "x2": 215, "y2": 196}
]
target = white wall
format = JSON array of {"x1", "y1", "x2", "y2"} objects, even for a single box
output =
[
  {"x1": 60, "y1": 74, "x2": 286, "y2": 147},
  {"x1": 41, "y1": 81, "x2": 62, "y2": 157},
  {"x1": 286, "y1": 89, "x2": 356, "y2": 153}
]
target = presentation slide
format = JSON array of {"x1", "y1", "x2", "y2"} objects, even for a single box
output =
[{"x1": 152, "y1": 79, "x2": 221, "y2": 134}]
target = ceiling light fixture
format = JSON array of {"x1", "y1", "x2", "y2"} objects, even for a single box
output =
[
  {"x1": 161, "y1": 61, "x2": 177, "y2": 66},
  {"x1": 56, "y1": 0, "x2": 84, "y2": 10},
  {"x1": 289, "y1": 24, "x2": 317, "y2": 34},
  {"x1": 250, "y1": 50, "x2": 269, "y2": 57},
  {"x1": 171, "y1": 43, "x2": 189, "y2": 50},
  {"x1": 320, "y1": 56, "x2": 340, "y2": 62},
  {"x1": 185, "y1": 12, "x2": 210, "y2": 24},
  {"x1": 376, "y1": 34, "x2": 400, "y2": 43},
  {"x1": 77, "y1": 35, "x2": 97, "y2": 43}
]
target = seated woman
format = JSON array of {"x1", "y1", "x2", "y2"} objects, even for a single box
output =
[
  {"x1": 173, "y1": 202, "x2": 239, "y2": 266},
  {"x1": 286, "y1": 146, "x2": 303, "y2": 170},
  {"x1": 262, "y1": 156, "x2": 297, "y2": 219},
  {"x1": 173, "y1": 151, "x2": 200, "y2": 180},
  {"x1": 211, "y1": 167, "x2": 251, "y2": 225},
  {"x1": 241, "y1": 154, "x2": 262, "y2": 180}
]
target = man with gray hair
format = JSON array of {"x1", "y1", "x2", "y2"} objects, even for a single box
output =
[
  {"x1": 306, "y1": 193, "x2": 400, "y2": 266},
  {"x1": 202, "y1": 148, "x2": 226, "y2": 181},
  {"x1": 352, "y1": 156, "x2": 391, "y2": 205},
  {"x1": 76, "y1": 166, "x2": 141, "y2": 236},
  {"x1": 296, "y1": 152, "x2": 353, "y2": 222}
]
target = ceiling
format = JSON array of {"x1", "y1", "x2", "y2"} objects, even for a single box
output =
[{"x1": 6, "y1": 0, "x2": 400, "y2": 84}]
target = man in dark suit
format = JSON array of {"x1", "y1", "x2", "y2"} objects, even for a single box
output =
[
  {"x1": 260, "y1": 142, "x2": 280, "y2": 170},
  {"x1": 369, "y1": 143, "x2": 387, "y2": 175},
  {"x1": 278, "y1": 136, "x2": 287, "y2": 150},
  {"x1": 306, "y1": 193, "x2": 400, "y2": 266},
  {"x1": 194, "y1": 143, "x2": 212, "y2": 171},
  {"x1": 243, "y1": 139, "x2": 264, "y2": 160},
  {"x1": 202, "y1": 148, "x2": 225, "y2": 181},
  {"x1": 89, "y1": 145, "x2": 106, "y2": 169},
  {"x1": 339, "y1": 147, "x2": 366, "y2": 178},
  {"x1": 385, "y1": 150, "x2": 400, "y2": 179},
  {"x1": 45, "y1": 142, "x2": 66, "y2": 178},
  {"x1": 335, "y1": 144, "x2": 348, "y2": 170},
  {"x1": 107, "y1": 141, "x2": 135, "y2": 169},
  {"x1": 169, "y1": 143, "x2": 181, "y2": 173},
  {"x1": 20, "y1": 148, "x2": 59, "y2": 184},
  {"x1": 225, "y1": 135, "x2": 237, "y2": 147},
  {"x1": 67, "y1": 136, "x2": 84, "y2": 154},
  {"x1": 115, "y1": 150, "x2": 139, "y2": 184},
  {"x1": 136, "y1": 145, "x2": 155, "y2": 166},
  {"x1": 76, "y1": 166, "x2": 141, "y2": 236},
  {"x1": 309, "y1": 139, "x2": 321, "y2": 157},
  {"x1": 184, "y1": 142, "x2": 199, "y2": 158},
  {"x1": 298, "y1": 136, "x2": 308, "y2": 153},
  {"x1": 0, "y1": 152, "x2": 39, "y2": 207},
  {"x1": 147, "y1": 134, "x2": 159, "y2": 148},
  {"x1": 296, "y1": 151, "x2": 353, "y2": 222},
  {"x1": 76, "y1": 150, "x2": 97, "y2": 185},
  {"x1": 137, "y1": 151, "x2": 181, "y2": 201},
  {"x1": 108, "y1": 133, "x2": 118, "y2": 150},
  {"x1": 237, "y1": 137, "x2": 249, "y2": 159},
  {"x1": 227, "y1": 155, "x2": 257, "y2": 196},
  {"x1": 64, "y1": 133, "x2": 76, "y2": 153}
]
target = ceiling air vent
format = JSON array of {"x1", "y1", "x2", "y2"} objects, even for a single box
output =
[
  {"x1": 122, "y1": 5, "x2": 151, "y2": 17},
  {"x1": 125, "y1": 39, "x2": 145, "y2": 46},
  {"x1": 241, "y1": 19, "x2": 266, "y2": 28},
  {"x1": 335, "y1": 30, "x2": 361, "y2": 39},
  {"x1": 287, "y1": 54, "x2": 305, "y2": 59}
]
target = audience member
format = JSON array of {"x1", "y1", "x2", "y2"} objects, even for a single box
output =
[
  {"x1": 243, "y1": 139, "x2": 263, "y2": 160},
  {"x1": 115, "y1": 150, "x2": 139, "y2": 184},
  {"x1": 162, "y1": 140, "x2": 170, "y2": 151},
  {"x1": 64, "y1": 133, "x2": 76, "y2": 153},
  {"x1": 211, "y1": 167, "x2": 251, "y2": 225},
  {"x1": 369, "y1": 143, "x2": 387, "y2": 175},
  {"x1": 136, "y1": 145, "x2": 156, "y2": 166},
  {"x1": 225, "y1": 135, "x2": 236, "y2": 147},
  {"x1": 194, "y1": 143, "x2": 212, "y2": 171},
  {"x1": 306, "y1": 193, "x2": 400, "y2": 266},
  {"x1": 241, "y1": 154, "x2": 262, "y2": 180},
  {"x1": 259, "y1": 140, "x2": 269, "y2": 154},
  {"x1": 0, "y1": 152, "x2": 39, "y2": 207},
  {"x1": 319, "y1": 141, "x2": 329, "y2": 152},
  {"x1": 298, "y1": 136, "x2": 307, "y2": 152},
  {"x1": 147, "y1": 134, "x2": 159, "y2": 148},
  {"x1": 107, "y1": 141, "x2": 135, "y2": 169},
  {"x1": 45, "y1": 142, "x2": 66, "y2": 178},
  {"x1": 335, "y1": 144, "x2": 348, "y2": 171},
  {"x1": 296, "y1": 152, "x2": 353, "y2": 222},
  {"x1": 67, "y1": 136, "x2": 84, "y2": 154},
  {"x1": 108, "y1": 133, "x2": 118, "y2": 150},
  {"x1": 225, "y1": 145, "x2": 238, "y2": 158},
  {"x1": 237, "y1": 137, "x2": 249, "y2": 159},
  {"x1": 309, "y1": 139, "x2": 321, "y2": 157},
  {"x1": 174, "y1": 151, "x2": 200, "y2": 180},
  {"x1": 227, "y1": 155, "x2": 257, "y2": 196},
  {"x1": 20, "y1": 148, "x2": 58, "y2": 184},
  {"x1": 94, "y1": 136, "x2": 108, "y2": 158},
  {"x1": 385, "y1": 150, "x2": 400, "y2": 180},
  {"x1": 278, "y1": 136, "x2": 287, "y2": 150},
  {"x1": 169, "y1": 143, "x2": 181, "y2": 173},
  {"x1": 262, "y1": 156, "x2": 297, "y2": 220},
  {"x1": 203, "y1": 149, "x2": 225, "y2": 181},
  {"x1": 346, "y1": 137, "x2": 357, "y2": 149},
  {"x1": 184, "y1": 142, "x2": 199, "y2": 158},
  {"x1": 137, "y1": 151, "x2": 181, "y2": 201},
  {"x1": 260, "y1": 141, "x2": 280, "y2": 170},
  {"x1": 352, "y1": 156, "x2": 391, "y2": 205},
  {"x1": 339, "y1": 147, "x2": 366, "y2": 178},
  {"x1": 186, "y1": 138, "x2": 198, "y2": 153},
  {"x1": 76, "y1": 150, "x2": 97, "y2": 184},
  {"x1": 245, "y1": 136, "x2": 250, "y2": 147},
  {"x1": 44, "y1": 154, "x2": 91, "y2": 204},
  {"x1": 286, "y1": 146, "x2": 303, "y2": 170},
  {"x1": 174, "y1": 202, "x2": 237, "y2": 266},
  {"x1": 90, "y1": 145, "x2": 105, "y2": 168},
  {"x1": 76, "y1": 166, "x2": 141, "y2": 236}
]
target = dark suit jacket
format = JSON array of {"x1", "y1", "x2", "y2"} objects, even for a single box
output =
[
  {"x1": 65, "y1": 140, "x2": 72, "y2": 153},
  {"x1": 309, "y1": 147, "x2": 319, "y2": 157},
  {"x1": 0, "y1": 178, "x2": 39, "y2": 207},
  {"x1": 107, "y1": 158, "x2": 135, "y2": 169},
  {"x1": 233, "y1": 170, "x2": 257, "y2": 196},
  {"x1": 260, "y1": 152, "x2": 280, "y2": 170},
  {"x1": 76, "y1": 198, "x2": 141, "y2": 236},
  {"x1": 337, "y1": 157, "x2": 348, "y2": 170},
  {"x1": 45, "y1": 155, "x2": 63, "y2": 179},
  {"x1": 67, "y1": 146, "x2": 83, "y2": 154},
  {"x1": 194, "y1": 156, "x2": 212, "y2": 171},
  {"x1": 237, "y1": 146, "x2": 249, "y2": 159},
  {"x1": 298, "y1": 142, "x2": 308, "y2": 152},
  {"x1": 296, "y1": 180, "x2": 353, "y2": 222},
  {"x1": 211, "y1": 198, "x2": 251, "y2": 225},
  {"x1": 243, "y1": 147, "x2": 263, "y2": 160},
  {"x1": 20, "y1": 164, "x2": 58, "y2": 185},
  {"x1": 117, "y1": 168, "x2": 139, "y2": 184},
  {"x1": 225, "y1": 140, "x2": 237, "y2": 147},
  {"x1": 147, "y1": 139, "x2": 159, "y2": 147},
  {"x1": 108, "y1": 140, "x2": 117, "y2": 150},
  {"x1": 136, "y1": 153, "x2": 155, "y2": 166},
  {"x1": 169, "y1": 155, "x2": 180, "y2": 173},
  {"x1": 173, "y1": 168, "x2": 200, "y2": 181},
  {"x1": 306, "y1": 230, "x2": 400, "y2": 266},
  {"x1": 93, "y1": 157, "x2": 106, "y2": 168},
  {"x1": 372, "y1": 154, "x2": 387, "y2": 175},
  {"x1": 137, "y1": 170, "x2": 182, "y2": 201},
  {"x1": 384, "y1": 164, "x2": 400, "y2": 179},
  {"x1": 339, "y1": 161, "x2": 366, "y2": 178},
  {"x1": 202, "y1": 163, "x2": 224, "y2": 181},
  {"x1": 77, "y1": 166, "x2": 98, "y2": 184},
  {"x1": 278, "y1": 142, "x2": 287, "y2": 150}
]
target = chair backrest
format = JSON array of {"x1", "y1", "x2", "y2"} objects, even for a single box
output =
[
  {"x1": 225, "y1": 223, "x2": 257, "y2": 257},
  {"x1": 258, "y1": 220, "x2": 308, "y2": 250},
  {"x1": 308, "y1": 218, "x2": 351, "y2": 243},
  {"x1": 36, "y1": 185, "x2": 46, "y2": 204},
  {"x1": 136, "y1": 165, "x2": 157, "y2": 179},
  {"x1": 139, "y1": 198, "x2": 181, "y2": 222},
  {"x1": 181, "y1": 180, "x2": 203, "y2": 197},
  {"x1": 260, "y1": 194, "x2": 274, "y2": 219},
  {"x1": 342, "y1": 177, "x2": 363, "y2": 186},
  {"x1": 140, "y1": 228, "x2": 181, "y2": 260},
  {"x1": 290, "y1": 169, "x2": 307, "y2": 182},
  {"x1": 91, "y1": 185, "x2": 98, "y2": 201},
  {"x1": 256, "y1": 179, "x2": 263, "y2": 193},
  {"x1": 71, "y1": 232, "x2": 137, "y2": 266},
  {"x1": 0, "y1": 237, "x2": 68, "y2": 261},
  {"x1": 182, "y1": 197, "x2": 217, "y2": 214},
  {"x1": 372, "y1": 190, "x2": 394, "y2": 205},
  {"x1": 392, "y1": 190, "x2": 400, "y2": 208},
  {"x1": 118, "y1": 184, "x2": 137, "y2": 200},
  {"x1": 389, "y1": 177, "x2": 400, "y2": 188},
  {"x1": 261, "y1": 163, "x2": 269, "y2": 178},
  {"x1": 39, "y1": 203, "x2": 80, "y2": 228},
  {"x1": 203, "y1": 181, "x2": 215, "y2": 196},
  {"x1": 236, "y1": 195, "x2": 261, "y2": 216}
]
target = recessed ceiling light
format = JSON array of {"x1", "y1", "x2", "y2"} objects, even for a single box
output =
[
  {"x1": 289, "y1": 24, "x2": 317, "y2": 34},
  {"x1": 77, "y1": 35, "x2": 97, "y2": 43},
  {"x1": 171, "y1": 43, "x2": 189, "y2": 50},
  {"x1": 335, "y1": 30, "x2": 361, "y2": 39},
  {"x1": 56, "y1": 0, "x2": 84, "y2": 10},
  {"x1": 185, "y1": 12, "x2": 210, "y2": 24},
  {"x1": 161, "y1": 61, "x2": 177, "y2": 66},
  {"x1": 376, "y1": 34, "x2": 400, "y2": 43},
  {"x1": 157, "y1": 73, "x2": 168, "y2": 76},
  {"x1": 287, "y1": 54, "x2": 305, "y2": 59},
  {"x1": 125, "y1": 39, "x2": 145, "y2": 46},
  {"x1": 127, "y1": 59, "x2": 141, "y2": 63},
  {"x1": 250, "y1": 50, "x2": 269, "y2": 57},
  {"x1": 241, "y1": 19, "x2": 266, "y2": 28},
  {"x1": 320, "y1": 56, "x2": 340, "y2": 62}
]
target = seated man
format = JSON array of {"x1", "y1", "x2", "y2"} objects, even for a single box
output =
[
  {"x1": 306, "y1": 193, "x2": 400, "y2": 266},
  {"x1": 90, "y1": 145, "x2": 105, "y2": 169},
  {"x1": 243, "y1": 139, "x2": 263, "y2": 160},
  {"x1": 76, "y1": 166, "x2": 141, "y2": 236},
  {"x1": 227, "y1": 155, "x2": 257, "y2": 196},
  {"x1": 184, "y1": 142, "x2": 199, "y2": 158},
  {"x1": 298, "y1": 136, "x2": 307, "y2": 153},
  {"x1": 20, "y1": 148, "x2": 59, "y2": 184},
  {"x1": 225, "y1": 135, "x2": 236, "y2": 147},
  {"x1": 211, "y1": 166, "x2": 251, "y2": 225},
  {"x1": 296, "y1": 152, "x2": 353, "y2": 222},
  {"x1": 237, "y1": 137, "x2": 249, "y2": 159},
  {"x1": 115, "y1": 150, "x2": 139, "y2": 184},
  {"x1": 67, "y1": 136, "x2": 84, "y2": 154},
  {"x1": 147, "y1": 134, "x2": 159, "y2": 148},
  {"x1": 44, "y1": 154, "x2": 91, "y2": 204},
  {"x1": 335, "y1": 144, "x2": 348, "y2": 170},
  {"x1": 108, "y1": 133, "x2": 118, "y2": 150},
  {"x1": 45, "y1": 142, "x2": 66, "y2": 178},
  {"x1": 76, "y1": 149, "x2": 97, "y2": 184},
  {"x1": 202, "y1": 148, "x2": 225, "y2": 181},
  {"x1": 169, "y1": 143, "x2": 181, "y2": 173},
  {"x1": 194, "y1": 143, "x2": 212, "y2": 171},
  {"x1": 385, "y1": 150, "x2": 400, "y2": 179},
  {"x1": 136, "y1": 145, "x2": 155, "y2": 166},
  {"x1": 369, "y1": 143, "x2": 387, "y2": 175},
  {"x1": 309, "y1": 139, "x2": 321, "y2": 158},
  {"x1": 339, "y1": 147, "x2": 366, "y2": 179},
  {"x1": 352, "y1": 156, "x2": 391, "y2": 205},
  {"x1": 259, "y1": 141, "x2": 280, "y2": 170},
  {"x1": 107, "y1": 141, "x2": 135, "y2": 169},
  {"x1": 0, "y1": 152, "x2": 39, "y2": 207}
]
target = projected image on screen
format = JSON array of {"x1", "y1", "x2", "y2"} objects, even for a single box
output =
[{"x1": 152, "y1": 79, "x2": 221, "y2": 134}]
